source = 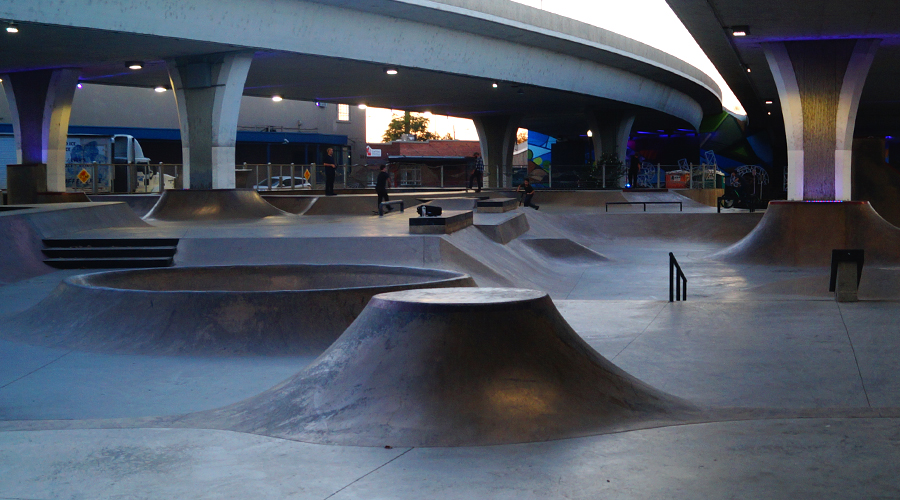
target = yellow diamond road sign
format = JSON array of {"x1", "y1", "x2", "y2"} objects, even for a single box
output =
[
  {"x1": 77, "y1": 169, "x2": 91, "y2": 184},
  {"x1": 303, "y1": 168, "x2": 311, "y2": 180}
]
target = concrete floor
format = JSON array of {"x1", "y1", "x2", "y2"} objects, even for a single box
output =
[{"x1": 1, "y1": 195, "x2": 899, "y2": 499}]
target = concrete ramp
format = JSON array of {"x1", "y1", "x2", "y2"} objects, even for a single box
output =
[
  {"x1": 520, "y1": 238, "x2": 609, "y2": 264},
  {"x1": 194, "y1": 288, "x2": 694, "y2": 446},
  {"x1": 144, "y1": 189, "x2": 289, "y2": 221},
  {"x1": 712, "y1": 201, "x2": 900, "y2": 266},
  {"x1": 0, "y1": 202, "x2": 149, "y2": 284},
  {"x1": 425, "y1": 197, "x2": 480, "y2": 211}
]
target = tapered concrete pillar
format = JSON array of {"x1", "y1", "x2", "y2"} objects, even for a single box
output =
[
  {"x1": 473, "y1": 115, "x2": 520, "y2": 188},
  {"x1": 167, "y1": 52, "x2": 253, "y2": 189},
  {"x1": 586, "y1": 111, "x2": 636, "y2": 166},
  {"x1": 764, "y1": 39, "x2": 879, "y2": 201},
  {"x1": 1, "y1": 69, "x2": 81, "y2": 192}
]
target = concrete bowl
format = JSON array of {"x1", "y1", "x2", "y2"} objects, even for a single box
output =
[{"x1": 5, "y1": 265, "x2": 475, "y2": 356}]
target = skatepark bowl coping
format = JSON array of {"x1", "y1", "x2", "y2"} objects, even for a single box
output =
[{"x1": 6, "y1": 265, "x2": 475, "y2": 356}]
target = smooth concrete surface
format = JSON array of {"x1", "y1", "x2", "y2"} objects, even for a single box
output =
[
  {"x1": 5, "y1": 265, "x2": 474, "y2": 356},
  {"x1": 714, "y1": 200, "x2": 900, "y2": 266},
  {"x1": 1, "y1": 192, "x2": 899, "y2": 498},
  {"x1": 144, "y1": 189, "x2": 290, "y2": 221},
  {"x1": 185, "y1": 288, "x2": 692, "y2": 447}
]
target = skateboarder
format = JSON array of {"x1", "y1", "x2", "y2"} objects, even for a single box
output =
[
  {"x1": 516, "y1": 178, "x2": 539, "y2": 210},
  {"x1": 376, "y1": 164, "x2": 392, "y2": 212}
]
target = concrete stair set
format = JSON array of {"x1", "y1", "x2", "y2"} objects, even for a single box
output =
[{"x1": 42, "y1": 238, "x2": 178, "y2": 269}]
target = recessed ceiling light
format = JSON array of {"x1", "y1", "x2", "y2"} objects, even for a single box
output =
[
  {"x1": 765, "y1": 100, "x2": 773, "y2": 104},
  {"x1": 126, "y1": 61, "x2": 143, "y2": 70},
  {"x1": 492, "y1": 82, "x2": 498, "y2": 88},
  {"x1": 587, "y1": 130, "x2": 593, "y2": 137},
  {"x1": 272, "y1": 95, "x2": 283, "y2": 102},
  {"x1": 744, "y1": 65, "x2": 752, "y2": 73},
  {"x1": 767, "y1": 112, "x2": 772, "y2": 115},
  {"x1": 76, "y1": 83, "x2": 83, "y2": 89},
  {"x1": 154, "y1": 86, "x2": 167, "y2": 93},
  {"x1": 731, "y1": 26, "x2": 749, "y2": 37},
  {"x1": 385, "y1": 68, "x2": 398, "y2": 75},
  {"x1": 6, "y1": 23, "x2": 18, "y2": 33}
]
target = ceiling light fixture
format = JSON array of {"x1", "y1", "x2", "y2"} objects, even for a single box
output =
[
  {"x1": 587, "y1": 130, "x2": 593, "y2": 137},
  {"x1": 126, "y1": 61, "x2": 143, "y2": 70},
  {"x1": 154, "y1": 86, "x2": 167, "y2": 93},
  {"x1": 6, "y1": 22, "x2": 18, "y2": 33},
  {"x1": 743, "y1": 65, "x2": 751, "y2": 73},
  {"x1": 272, "y1": 95, "x2": 283, "y2": 102},
  {"x1": 765, "y1": 100, "x2": 773, "y2": 104},
  {"x1": 730, "y1": 26, "x2": 749, "y2": 37},
  {"x1": 358, "y1": 104, "x2": 367, "y2": 109},
  {"x1": 76, "y1": 83, "x2": 83, "y2": 89},
  {"x1": 492, "y1": 82, "x2": 498, "y2": 88},
  {"x1": 385, "y1": 68, "x2": 398, "y2": 75}
]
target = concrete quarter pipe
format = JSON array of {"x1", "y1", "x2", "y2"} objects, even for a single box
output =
[
  {"x1": 712, "y1": 201, "x2": 900, "y2": 266},
  {"x1": 143, "y1": 189, "x2": 290, "y2": 221}
]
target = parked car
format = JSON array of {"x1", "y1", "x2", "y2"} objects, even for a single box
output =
[{"x1": 252, "y1": 176, "x2": 312, "y2": 191}]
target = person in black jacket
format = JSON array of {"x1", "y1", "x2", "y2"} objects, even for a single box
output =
[
  {"x1": 376, "y1": 164, "x2": 392, "y2": 211},
  {"x1": 323, "y1": 147, "x2": 337, "y2": 195},
  {"x1": 516, "y1": 178, "x2": 539, "y2": 210}
]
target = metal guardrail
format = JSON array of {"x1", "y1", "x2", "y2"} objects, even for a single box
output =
[
  {"x1": 378, "y1": 200, "x2": 404, "y2": 216},
  {"x1": 605, "y1": 201, "x2": 683, "y2": 212},
  {"x1": 669, "y1": 252, "x2": 687, "y2": 302}
]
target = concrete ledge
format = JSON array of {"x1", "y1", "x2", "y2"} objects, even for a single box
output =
[
  {"x1": 409, "y1": 210, "x2": 474, "y2": 234},
  {"x1": 477, "y1": 198, "x2": 518, "y2": 213},
  {"x1": 475, "y1": 212, "x2": 530, "y2": 244}
]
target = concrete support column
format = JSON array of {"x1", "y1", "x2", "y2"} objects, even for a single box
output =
[
  {"x1": 1, "y1": 69, "x2": 81, "y2": 192},
  {"x1": 473, "y1": 115, "x2": 520, "y2": 188},
  {"x1": 167, "y1": 52, "x2": 253, "y2": 190},
  {"x1": 764, "y1": 39, "x2": 879, "y2": 201},
  {"x1": 586, "y1": 111, "x2": 636, "y2": 166}
]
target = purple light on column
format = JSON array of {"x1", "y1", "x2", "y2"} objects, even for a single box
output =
[{"x1": 76, "y1": 83, "x2": 82, "y2": 89}]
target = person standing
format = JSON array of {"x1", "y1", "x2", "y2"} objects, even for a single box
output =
[
  {"x1": 516, "y1": 178, "x2": 539, "y2": 210},
  {"x1": 323, "y1": 147, "x2": 337, "y2": 196},
  {"x1": 468, "y1": 152, "x2": 484, "y2": 192},
  {"x1": 628, "y1": 154, "x2": 640, "y2": 189},
  {"x1": 375, "y1": 164, "x2": 392, "y2": 212}
]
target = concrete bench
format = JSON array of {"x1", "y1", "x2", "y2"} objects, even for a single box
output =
[
  {"x1": 476, "y1": 198, "x2": 517, "y2": 213},
  {"x1": 409, "y1": 210, "x2": 474, "y2": 234},
  {"x1": 378, "y1": 200, "x2": 404, "y2": 216}
]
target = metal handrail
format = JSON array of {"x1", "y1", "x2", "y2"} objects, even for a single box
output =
[{"x1": 669, "y1": 252, "x2": 687, "y2": 302}]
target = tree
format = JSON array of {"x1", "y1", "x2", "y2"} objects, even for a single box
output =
[{"x1": 382, "y1": 111, "x2": 441, "y2": 142}]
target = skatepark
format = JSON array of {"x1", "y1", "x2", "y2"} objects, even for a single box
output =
[
  {"x1": 2, "y1": 189, "x2": 900, "y2": 499},
  {"x1": 4, "y1": 0, "x2": 900, "y2": 496}
]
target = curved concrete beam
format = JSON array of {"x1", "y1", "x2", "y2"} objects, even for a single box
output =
[{"x1": 2, "y1": 0, "x2": 720, "y2": 128}]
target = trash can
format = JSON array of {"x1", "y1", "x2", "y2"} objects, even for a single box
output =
[{"x1": 666, "y1": 170, "x2": 690, "y2": 189}]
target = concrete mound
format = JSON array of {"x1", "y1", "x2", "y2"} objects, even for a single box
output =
[
  {"x1": 521, "y1": 238, "x2": 609, "y2": 263},
  {"x1": 144, "y1": 189, "x2": 289, "y2": 221},
  {"x1": 4, "y1": 265, "x2": 474, "y2": 356},
  {"x1": 711, "y1": 201, "x2": 900, "y2": 266},
  {"x1": 202, "y1": 288, "x2": 693, "y2": 446}
]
